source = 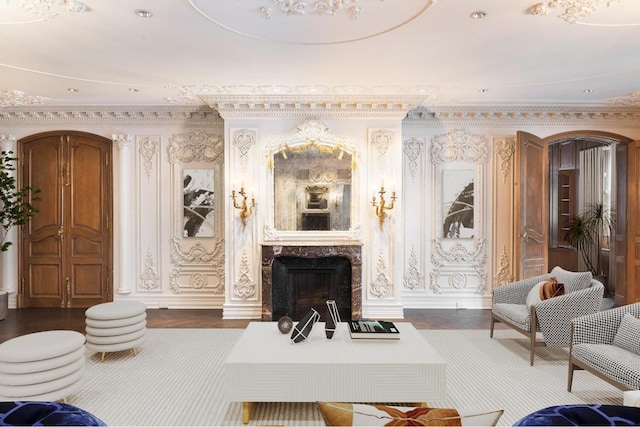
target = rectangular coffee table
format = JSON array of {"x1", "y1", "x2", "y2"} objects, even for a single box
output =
[{"x1": 224, "y1": 321, "x2": 446, "y2": 424}]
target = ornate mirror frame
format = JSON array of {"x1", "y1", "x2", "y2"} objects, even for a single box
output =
[{"x1": 263, "y1": 119, "x2": 362, "y2": 242}]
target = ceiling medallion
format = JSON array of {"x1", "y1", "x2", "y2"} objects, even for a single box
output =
[
  {"x1": 259, "y1": 0, "x2": 381, "y2": 20},
  {"x1": 528, "y1": 0, "x2": 622, "y2": 24},
  {"x1": 0, "y1": 90, "x2": 48, "y2": 108}
]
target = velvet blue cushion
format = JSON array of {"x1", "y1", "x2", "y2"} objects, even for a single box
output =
[
  {"x1": 0, "y1": 401, "x2": 106, "y2": 426},
  {"x1": 514, "y1": 404, "x2": 640, "y2": 426}
]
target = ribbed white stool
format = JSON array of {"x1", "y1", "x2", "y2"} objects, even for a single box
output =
[
  {"x1": 85, "y1": 301, "x2": 146, "y2": 361},
  {"x1": 0, "y1": 330, "x2": 85, "y2": 402}
]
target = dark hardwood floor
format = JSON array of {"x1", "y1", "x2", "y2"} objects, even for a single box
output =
[{"x1": 0, "y1": 307, "x2": 496, "y2": 344}]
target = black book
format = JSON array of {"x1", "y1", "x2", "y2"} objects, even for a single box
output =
[{"x1": 347, "y1": 320, "x2": 400, "y2": 339}]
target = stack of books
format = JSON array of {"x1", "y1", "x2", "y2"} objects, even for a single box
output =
[{"x1": 347, "y1": 320, "x2": 400, "y2": 340}]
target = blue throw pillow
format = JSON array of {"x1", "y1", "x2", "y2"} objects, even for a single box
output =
[
  {"x1": 0, "y1": 401, "x2": 106, "y2": 426},
  {"x1": 514, "y1": 404, "x2": 640, "y2": 426}
]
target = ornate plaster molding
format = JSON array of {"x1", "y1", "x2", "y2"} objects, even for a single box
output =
[
  {"x1": 370, "y1": 129, "x2": 394, "y2": 158},
  {"x1": 0, "y1": 106, "x2": 222, "y2": 126},
  {"x1": 430, "y1": 238, "x2": 487, "y2": 294},
  {"x1": 403, "y1": 246, "x2": 424, "y2": 290},
  {"x1": 258, "y1": 0, "x2": 379, "y2": 20},
  {"x1": 111, "y1": 134, "x2": 132, "y2": 151},
  {"x1": 403, "y1": 137, "x2": 425, "y2": 179},
  {"x1": 202, "y1": 95, "x2": 425, "y2": 119},
  {"x1": 495, "y1": 136, "x2": 516, "y2": 183},
  {"x1": 170, "y1": 237, "x2": 220, "y2": 264},
  {"x1": 0, "y1": 90, "x2": 47, "y2": 108},
  {"x1": 233, "y1": 250, "x2": 257, "y2": 299},
  {"x1": 138, "y1": 136, "x2": 160, "y2": 179},
  {"x1": 265, "y1": 119, "x2": 360, "y2": 170},
  {"x1": 0, "y1": 134, "x2": 16, "y2": 152},
  {"x1": 232, "y1": 129, "x2": 256, "y2": 172},
  {"x1": 431, "y1": 129, "x2": 488, "y2": 164},
  {"x1": 138, "y1": 247, "x2": 160, "y2": 290},
  {"x1": 370, "y1": 249, "x2": 392, "y2": 298},
  {"x1": 168, "y1": 129, "x2": 224, "y2": 164},
  {"x1": 405, "y1": 105, "x2": 640, "y2": 127},
  {"x1": 168, "y1": 237, "x2": 225, "y2": 294},
  {"x1": 494, "y1": 246, "x2": 514, "y2": 287}
]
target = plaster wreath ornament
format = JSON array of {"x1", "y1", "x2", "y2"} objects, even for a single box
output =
[
  {"x1": 0, "y1": 150, "x2": 40, "y2": 319},
  {"x1": 260, "y1": 0, "x2": 381, "y2": 19},
  {"x1": 528, "y1": 0, "x2": 624, "y2": 23}
]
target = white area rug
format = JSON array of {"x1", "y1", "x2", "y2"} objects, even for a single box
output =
[{"x1": 70, "y1": 327, "x2": 622, "y2": 426}]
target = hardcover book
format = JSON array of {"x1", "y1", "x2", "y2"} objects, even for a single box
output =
[{"x1": 347, "y1": 320, "x2": 400, "y2": 339}]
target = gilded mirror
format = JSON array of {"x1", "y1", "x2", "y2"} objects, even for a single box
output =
[{"x1": 268, "y1": 120, "x2": 357, "y2": 235}]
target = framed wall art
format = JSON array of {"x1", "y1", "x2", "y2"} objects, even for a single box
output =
[
  {"x1": 183, "y1": 169, "x2": 215, "y2": 237},
  {"x1": 442, "y1": 169, "x2": 474, "y2": 239}
]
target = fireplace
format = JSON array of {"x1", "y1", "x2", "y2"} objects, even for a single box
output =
[{"x1": 261, "y1": 244, "x2": 362, "y2": 321}]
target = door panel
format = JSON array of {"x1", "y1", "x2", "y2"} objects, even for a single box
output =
[
  {"x1": 20, "y1": 132, "x2": 112, "y2": 308},
  {"x1": 20, "y1": 135, "x2": 64, "y2": 307},
  {"x1": 626, "y1": 140, "x2": 640, "y2": 303},
  {"x1": 615, "y1": 142, "x2": 628, "y2": 305},
  {"x1": 515, "y1": 131, "x2": 548, "y2": 279}
]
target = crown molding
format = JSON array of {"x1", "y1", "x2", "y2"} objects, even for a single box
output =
[
  {"x1": 0, "y1": 105, "x2": 222, "y2": 126},
  {"x1": 201, "y1": 95, "x2": 427, "y2": 119},
  {"x1": 1, "y1": 102, "x2": 639, "y2": 128},
  {"x1": 404, "y1": 105, "x2": 640, "y2": 127}
]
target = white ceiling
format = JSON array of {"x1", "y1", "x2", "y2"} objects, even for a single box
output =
[{"x1": 1, "y1": 0, "x2": 639, "y2": 109}]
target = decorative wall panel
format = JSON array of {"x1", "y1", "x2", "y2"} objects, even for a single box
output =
[
  {"x1": 430, "y1": 129, "x2": 489, "y2": 296},
  {"x1": 136, "y1": 135, "x2": 161, "y2": 292},
  {"x1": 168, "y1": 129, "x2": 225, "y2": 295}
]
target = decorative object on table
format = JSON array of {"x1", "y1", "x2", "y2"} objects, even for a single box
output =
[
  {"x1": 277, "y1": 315, "x2": 293, "y2": 334},
  {"x1": 291, "y1": 308, "x2": 320, "y2": 343},
  {"x1": 317, "y1": 402, "x2": 504, "y2": 426},
  {"x1": 325, "y1": 300, "x2": 341, "y2": 339},
  {"x1": 347, "y1": 320, "x2": 400, "y2": 340}
]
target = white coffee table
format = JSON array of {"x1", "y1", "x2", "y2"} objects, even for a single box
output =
[{"x1": 224, "y1": 321, "x2": 446, "y2": 424}]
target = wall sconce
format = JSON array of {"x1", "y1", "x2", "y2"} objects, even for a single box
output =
[
  {"x1": 371, "y1": 186, "x2": 397, "y2": 230},
  {"x1": 231, "y1": 187, "x2": 256, "y2": 231}
]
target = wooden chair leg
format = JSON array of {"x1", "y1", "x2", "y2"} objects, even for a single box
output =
[
  {"x1": 568, "y1": 361, "x2": 575, "y2": 392},
  {"x1": 490, "y1": 315, "x2": 495, "y2": 338},
  {"x1": 529, "y1": 308, "x2": 537, "y2": 366},
  {"x1": 101, "y1": 352, "x2": 106, "y2": 362}
]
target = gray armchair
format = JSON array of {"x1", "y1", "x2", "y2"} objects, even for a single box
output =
[{"x1": 490, "y1": 266, "x2": 604, "y2": 365}]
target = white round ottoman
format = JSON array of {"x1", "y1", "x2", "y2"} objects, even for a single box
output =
[
  {"x1": 85, "y1": 301, "x2": 146, "y2": 361},
  {"x1": 0, "y1": 330, "x2": 85, "y2": 402}
]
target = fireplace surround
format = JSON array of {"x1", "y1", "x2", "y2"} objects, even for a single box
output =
[{"x1": 261, "y1": 243, "x2": 362, "y2": 321}]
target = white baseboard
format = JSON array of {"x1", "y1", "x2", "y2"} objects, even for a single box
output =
[{"x1": 222, "y1": 302, "x2": 262, "y2": 319}]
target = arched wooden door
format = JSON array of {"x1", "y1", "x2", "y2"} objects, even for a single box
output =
[{"x1": 18, "y1": 131, "x2": 112, "y2": 308}]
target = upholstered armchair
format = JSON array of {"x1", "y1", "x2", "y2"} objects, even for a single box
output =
[
  {"x1": 568, "y1": 302, "x2": 640, "y2": 392},
  {"x1": 490, "y1": 266, "x2": 604, "y2": 365}
]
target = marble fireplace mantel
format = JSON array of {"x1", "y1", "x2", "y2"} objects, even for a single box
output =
[{"x1": 261, "y1": 243, "x2": 363, "y2": 321}]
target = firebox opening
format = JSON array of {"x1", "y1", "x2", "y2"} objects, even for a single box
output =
[{"x1": 271, "y1": 256, "x2": 352, "y2": 322}]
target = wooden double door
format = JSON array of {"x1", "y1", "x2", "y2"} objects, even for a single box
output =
[
  {"x1": 515, "y1": 131, "x2": 640, "y2": 305},
  {"x1": 19, "y1": 131, "x2": 112, "y2": 308}
]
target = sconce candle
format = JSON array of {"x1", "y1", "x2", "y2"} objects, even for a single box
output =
[
  {"x1": 231, "y1": 187, "x2": 256, "y2": 231},
  {"x1": 371, "y1": 186, "x2": 397, "y2": 230}
]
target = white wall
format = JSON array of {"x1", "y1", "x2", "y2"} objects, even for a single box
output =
[{"x1": 0, "y1": 103, "x2": 638, "y2": 315}]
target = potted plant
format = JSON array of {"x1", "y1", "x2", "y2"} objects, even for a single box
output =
[
  {"x1": 0, "y1": 150, "x2": 40, "y2": 319},
  {"x1": 565, "y1": 202, "x2": 616, "y2": 284}
]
